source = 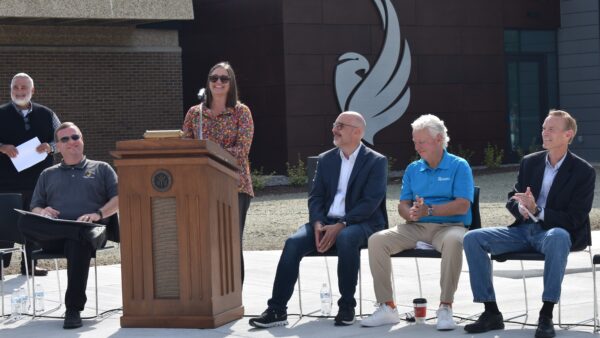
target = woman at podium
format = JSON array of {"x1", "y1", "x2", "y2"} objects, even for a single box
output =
[{"x1": 182, "y1": 61, "x2": 254, "y2": 284}]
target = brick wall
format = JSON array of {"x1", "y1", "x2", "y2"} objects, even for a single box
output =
[{"x1": 0, "y1": 49, "x2": 183, "y2": 165}]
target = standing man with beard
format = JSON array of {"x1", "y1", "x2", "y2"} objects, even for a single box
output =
[
  {"x1": 249, "y1": 111, "x2": 388, "y2": 328},
  {"x1": 0, "y1": 73, "x2": 60, "y2": 277}
]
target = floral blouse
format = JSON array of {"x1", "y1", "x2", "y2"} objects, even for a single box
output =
[{"x1": 182, "y1": 103, "x2": 254, "y2": 197}]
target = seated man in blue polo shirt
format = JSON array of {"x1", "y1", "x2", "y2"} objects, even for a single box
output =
[{"x1": 361, "y1": 114, "x2": 474, "y2": 331}]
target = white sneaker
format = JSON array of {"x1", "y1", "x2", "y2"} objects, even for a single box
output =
[
  {"x1": 436, "y1": 304, "x2": 456, "y2": 331},
  {"x1": 361, "y1": 304, "x2": 400, "y2": 327}
]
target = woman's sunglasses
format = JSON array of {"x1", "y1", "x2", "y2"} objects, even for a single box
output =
[
  {"x1": 208, "y1": 75, "x2": 231, "y2": 83},
  {"x1": 59, "y1": 134, "x2": 81, "y2": 143}
]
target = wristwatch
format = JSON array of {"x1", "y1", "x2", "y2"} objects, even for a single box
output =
[
  {"x1": 96, "y1": 209, "x2": 104, "y2": 219},
  {"x1": 337, "y1": 218, "x2": 347, "y2": 227},
  {"x1": 427, "y1": 205, "x2": 434, "y2": 217},
  {"x1": 533, "y1": 206, "x2": 542, "y2": 217}
]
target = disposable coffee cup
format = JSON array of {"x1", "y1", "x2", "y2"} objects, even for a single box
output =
[{"x1": 413, "y1": 298, "x2": 427, "y2": 324}]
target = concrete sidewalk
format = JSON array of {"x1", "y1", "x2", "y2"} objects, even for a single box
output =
[{"x1": 2, "y1": 234, "x2": 600, "y2": 337}]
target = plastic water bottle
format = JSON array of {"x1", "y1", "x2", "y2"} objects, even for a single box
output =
[
  {"x1": 10, "y1": 288, "x2": 21, "y2": 320},
  {"x1": 18, "y1": 287, "x2": 28, "y2": 315},
  {"x1": 320, "y1": 283, "x2": 332, "y2": 316},
  {"x1": 35, "y1": 283, "x2": 45, "y2": 313}
]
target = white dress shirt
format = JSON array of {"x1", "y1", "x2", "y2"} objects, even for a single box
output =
[
  {"x1": 327, "y1": 144, "x2": 362, "y2": 219},
  {"x1": 536, "y1": 152, "x2": 567, "y2": 221}
]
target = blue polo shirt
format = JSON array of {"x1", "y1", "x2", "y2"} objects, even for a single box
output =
[{"x1": 400, "y1": 150, "x2": 474, "y2": 225}]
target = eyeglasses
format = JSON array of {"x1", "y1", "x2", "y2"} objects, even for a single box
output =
[
  {"x1": 58, "y1": 134, "x2": 81, "y2": 143},
  {"x1": 208, "y1": 75, "x2": 231, "y2": 83},
  {"x1": 332, "y1": 122, "x2": 359, "y2": 130}
]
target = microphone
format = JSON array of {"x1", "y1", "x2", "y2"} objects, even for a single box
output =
[
  {"x1": 197, "y1": 88, "x2": 205, "y2": 140},
  {"x1": 197, "y1": 88, "x2": 206, "y2": 103}
]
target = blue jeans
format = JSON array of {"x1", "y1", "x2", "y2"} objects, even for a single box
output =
[
  {"x1": 464, "y1": 223, "x2": 571, "y2": 303},
  {"x1": 267, "y1": 221, "x2": 374, "y2": 312}
]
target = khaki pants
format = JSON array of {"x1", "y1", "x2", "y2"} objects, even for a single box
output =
[{"x1": 368, "y1": 222, "x2": 466, "y2": 304}]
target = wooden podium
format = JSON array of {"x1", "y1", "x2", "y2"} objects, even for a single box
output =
[{"x1": 111, "y1": 139, "x2": 243, "y2": 328}]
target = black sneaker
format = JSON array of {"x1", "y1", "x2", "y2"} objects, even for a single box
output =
[
  {"x1": 535, "y1": 315, "x2": 556, "y2": 338},
  {"x1": 334, "y1": 307, "x2": 355, "y2": 326},
  {"x1": 249, "y1": 308, "x2": 288, "y2": 328},
  {"x1": 63, "y1": 309, "x2": 82, "y2": 329},
  {"x1": 464, "y1": 311, "x2": 504, "y2": 333}
]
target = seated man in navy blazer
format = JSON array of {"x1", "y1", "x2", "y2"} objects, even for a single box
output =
[
  {"x1": 464, "y1": 110, "x2": 595, "y2": 338},
  {"x1": 249, "y1": 111, "x2": 388, "y2": 328}
]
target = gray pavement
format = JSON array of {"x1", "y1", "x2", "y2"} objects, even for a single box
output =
[{"x1": 2, "y1": 233, "x2": 600, "y2": 337}]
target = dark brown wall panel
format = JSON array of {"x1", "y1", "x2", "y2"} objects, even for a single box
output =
[
  {"x1": 182, "y1": 0, "x2": 286, "y2": 172},
  {"x1": 415, "y1": 0, "x2": 473, "y2": 26},
  {"x1": 460, "y1": 27, "x2": 504, "y2": 55},
  {"x1": 462, "y1": 55, "x2": 505, "y2": 84},
  {"x1": 282, "y1": 0, "x2": 322, "y2": 24},
  {"x1": 280, "y1": 0, "x2": 513, "y2": 169},
  {"x1": 286, "y1": 115, "x2": 332, "y2": 148},
  {"x1": 402, "y1": 26, "x2": 462, "y2": 55},
  {"x1": 285, "y1": 85, "x2": 338, "y2": 117},
  {"x1": 181, "y1": 0, "x2": 560, "y2": 172},
  {"x1": 416, "y1": 56, "x2": 464, "y2": 84},
  {"x1": 322, "y1": 0, "x2": 380, "y2": 24},
  {"x1": 502, "y1": 0, "x2": 560, "y2": 29},
  {"x1": 462, "y1": 84, "x2": 506, "y2": 113}
]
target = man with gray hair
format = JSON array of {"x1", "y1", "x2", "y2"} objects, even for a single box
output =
[
  {"x1": 0, "y1": 72, "x2": 60, "y2": 277},
  {"x1": 361, "y1": 114, "x2": 474, "y2": 331}
]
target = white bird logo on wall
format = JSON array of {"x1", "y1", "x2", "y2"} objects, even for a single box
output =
[{"x1": 335, "y1": 0, "x2": 411, "y2": 145}]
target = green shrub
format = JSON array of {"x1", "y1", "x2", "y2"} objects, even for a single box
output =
[
  {"x1": 483, "y1": 143, "x2": 504, "y2": 168},
  {"x1": 387, "y1": 156, "x2": 397, "y2": 177},
  {"x1": 515, "y1": 146, "x2": 524, "y2": 160},
  {"x1": 528, "y1": 141, "x2": 541, "y2": 154},
  {"x1": 251, "y1": 166, "x2": 273, "y2": 191},
  {"x1": 286, "y1": 155, "x2": 307, "y2": 187},
  {"x1": 449, "y1": 144, "x2": 474, "y2": 163},
  {"x1": 409, "y1": 152, "x2": 420, "y2": 163}
]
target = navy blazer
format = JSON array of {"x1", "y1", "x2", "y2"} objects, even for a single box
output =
[
  {"x1": 308, "y1": 144, "x2": 388, "y2": 232},
  {"x1": 506, "y1": 150, "x2": 596, "y2": 250}
]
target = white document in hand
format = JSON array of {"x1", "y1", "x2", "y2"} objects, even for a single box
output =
[
  {"x1": 518, "y1": 203, "x2": 539, "y2": 223},
  {"x1": 11, "y1": 137, "x2": 48, "y2": 172}
]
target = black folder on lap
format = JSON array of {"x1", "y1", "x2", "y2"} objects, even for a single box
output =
[{"x1": 14, "y1": 209, "x2": 106, "y2": 228}]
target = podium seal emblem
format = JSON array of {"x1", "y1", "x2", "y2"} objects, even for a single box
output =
[{"x1": 151, "y1": 169, "x2": 172, "y2": 192}]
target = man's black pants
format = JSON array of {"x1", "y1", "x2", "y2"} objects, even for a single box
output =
[{"x1": 18, "y1": 215, "x2": 98, "y2": 311}]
